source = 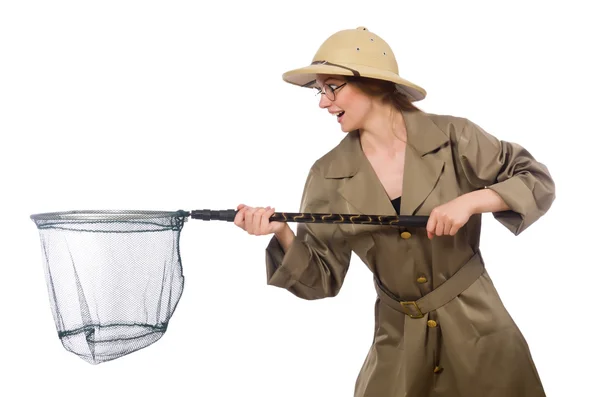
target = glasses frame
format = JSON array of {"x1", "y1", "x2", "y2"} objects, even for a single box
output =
[{"x1": 314, "y1": 82, "x2": 347, "y2": 101}]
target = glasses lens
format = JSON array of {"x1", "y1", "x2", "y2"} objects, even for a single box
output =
[{"x1": 324, "y1": 85, "x2": 335, "y2": 100}]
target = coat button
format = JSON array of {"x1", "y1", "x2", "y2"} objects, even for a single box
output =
[
  {"x1": 427, "y1": 320, "x2": 438, "y2": 328},
  {"x1": 400, "y1": 231, "x2": 412, "y2": 239},
  {"x1": 434, "y1": 366, "x2": 443, "y2": 374},
  {"x1": 417, "y1": 276, "x2": 427, "y2": 284}
]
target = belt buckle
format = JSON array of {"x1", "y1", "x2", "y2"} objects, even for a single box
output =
[{"x1": 401, "y1": 301, "x2": 424, "y2": 318}]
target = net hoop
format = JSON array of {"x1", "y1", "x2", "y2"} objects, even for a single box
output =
[{"x1": 30, "y1": 210, "x2": 190, "y2": 221}]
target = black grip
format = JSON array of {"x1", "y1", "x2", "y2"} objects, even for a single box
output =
[{"x1": 190, "y1": 209, "x2": 238, "y2": 222}]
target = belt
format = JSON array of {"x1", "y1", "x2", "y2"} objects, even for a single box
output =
[{"x1": 373, "y1": 251, "x2": 485, "y2": 318}]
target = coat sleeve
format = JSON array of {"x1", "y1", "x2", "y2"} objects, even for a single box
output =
[
  {"x1": 264, "y1": 167, "x2": 352, "y2": 300},
  {"x1": 457, "y1": 118, "x2": 556, "y2": 235}
]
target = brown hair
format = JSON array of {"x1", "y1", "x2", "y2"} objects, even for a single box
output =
[{"x1": 345, "y1": 76, "x2": 420, "y2": 112}]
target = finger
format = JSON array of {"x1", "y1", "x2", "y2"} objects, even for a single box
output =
[
  {"x1": 233, "y1": 206, "x2": 248, "y2": 227},
  {"x1": 427, "y1": 218, "x2": 437, "y2": 240},
  {"x1": 449, "y1": 223, "x2": 461, "y2": 236},
  {"x1": 237, "y1": 203, "x2": 247, "y2": 210},
  {"x1": 451, "y1": 218, "x2": 467, "y2": 235},
  {"x1": 246, "y1": 207, "x2": 258, "y2": 234},
  {"x1": 435, "y1": 218, "x2": 445, "y2": 236},
  {"x1": 261, "y1": 206, "x2": 274, "y2": 233},
  {"x1": 233, "y1": 213, "x2": 243, "y2": 228},
  {"x1": 443, "y1": 220, "x2": 453, "y2": 235},
  {"x1": 253, "y1": 207, "x2": 265, "y2": 234},
  {"x1": 258, "y1": 207, "x2": 271, "y2": 235},
  {"x1": 426, "y1": 215, "x2": 437, "y2": 237}
]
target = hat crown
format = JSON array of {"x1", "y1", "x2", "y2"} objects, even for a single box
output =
[
  {"x1": 312, "y1": 27, "x2": 399, "y2": 75},
  {"x1": 281, "y1": 26, "x2": 426, "y2": 102}
]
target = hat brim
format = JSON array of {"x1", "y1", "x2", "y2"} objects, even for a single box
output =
[{"x1": 282, "y1": 63, "x2": 426, "y2": 102}]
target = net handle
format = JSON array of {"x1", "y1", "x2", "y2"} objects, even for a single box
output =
[{"x1": 189, "y1": 209, "x2": 428, "y2": 228}]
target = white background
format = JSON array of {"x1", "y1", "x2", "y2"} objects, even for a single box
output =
[{"x1": 1, "y1": 1, "x2": 598, "y2": 396}]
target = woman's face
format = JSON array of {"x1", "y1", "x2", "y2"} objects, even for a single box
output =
[{"x1": 315, "y1": 74, "x2": 373, "y2": 133}]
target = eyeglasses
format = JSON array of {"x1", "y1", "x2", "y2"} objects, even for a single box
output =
[{"x1": 314, "y1": 82, "x2": 347, "y2": 101}]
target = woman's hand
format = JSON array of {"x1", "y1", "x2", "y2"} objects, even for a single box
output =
[
  {"x1": 233, "y1": 204, "x2": 287, "y2": 236},
  {"x1": 426, "y1": 196, "x2": 474, "y2": 239}
]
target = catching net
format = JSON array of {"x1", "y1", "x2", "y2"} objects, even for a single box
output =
[
  {"x1": 30, "y1": 210, "x2": 188, "y2": 364},
  {"x1": 31, "y1": 207, "x2": 428, "y2": 364}
]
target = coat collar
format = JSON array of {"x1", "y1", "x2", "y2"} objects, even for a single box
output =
[{"x1": 321, "y1": 109, "x2": 449, "y2": 217}]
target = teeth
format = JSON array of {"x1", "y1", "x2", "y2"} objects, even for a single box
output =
[{"x1": 334, "y1": 111, "x2": 344, "y2": 117}]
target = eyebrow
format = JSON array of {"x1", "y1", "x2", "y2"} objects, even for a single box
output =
[
  {"x1": 303, "y1": 76, "x2": 342, "y2": 88},
  {"x1": 314, "y1": 78, "x2": 342, "y2": 88}
]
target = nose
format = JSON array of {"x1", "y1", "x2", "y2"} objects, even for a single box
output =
[{"x1": 319, "y1": 93, "x2": 332, "y2": 109}]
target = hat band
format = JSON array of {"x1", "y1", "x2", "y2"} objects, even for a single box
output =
[{"x1": 301, "y1": 61, "x2": 361, "y2": 87}]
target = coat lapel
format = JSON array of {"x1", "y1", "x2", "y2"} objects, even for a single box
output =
[
  {"x1": 323, "y1": 109, "x2": 449, "y2": 220},
  {"x1": 399, "y1": 110, "x2": 448, "y2": 216}
]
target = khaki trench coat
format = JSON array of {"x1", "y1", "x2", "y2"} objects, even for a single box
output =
[{"x1": 264, "y1": 109, "x2": 555, "y2": 397}]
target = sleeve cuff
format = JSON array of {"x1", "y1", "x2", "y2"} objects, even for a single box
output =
[
  {"x1": 265, "y1": 234, "x2": 311, "y2": 289},
  {"x1": 486, "y1": 176, "x2": 537, "y2": 235}
]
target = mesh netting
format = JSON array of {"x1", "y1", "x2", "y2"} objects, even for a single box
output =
[{"x1": 30, "y1": 210, "x2": 188, "y2": 364}]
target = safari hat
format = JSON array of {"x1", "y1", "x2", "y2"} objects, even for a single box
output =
[{"x1": 282, "y1": 26, "x2": 426, "y2": 102}]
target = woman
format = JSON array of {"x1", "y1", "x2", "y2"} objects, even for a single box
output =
[{"x1": 234, "y1": 27, "x2": 555, "y2": 397}]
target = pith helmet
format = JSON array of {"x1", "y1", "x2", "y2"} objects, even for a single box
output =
[{"x1": 282, "y1": 26, "x2": 426, "y2": 102}]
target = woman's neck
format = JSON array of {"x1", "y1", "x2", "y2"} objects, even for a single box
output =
[{"x1": 359, "y1": 105, "x2": 407, "y2": 156}]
